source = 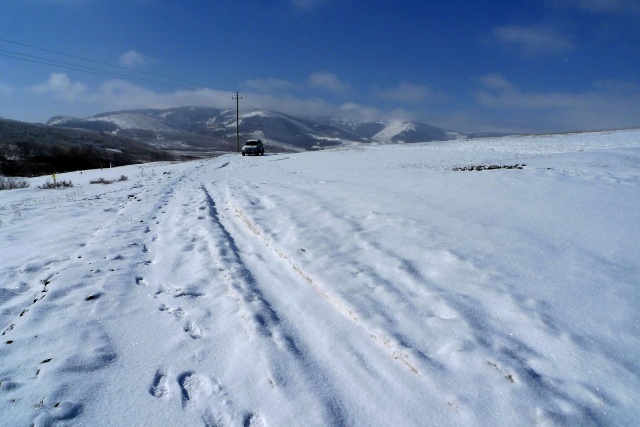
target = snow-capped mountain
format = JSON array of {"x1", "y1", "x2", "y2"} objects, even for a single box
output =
[{"x1": 47, "y1": 106, "x2": 472, "y2": 156}]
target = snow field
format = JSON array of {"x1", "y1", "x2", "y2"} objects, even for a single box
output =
[{"x1": 1, "y1": 130, "x2": 639, "y2": 426}]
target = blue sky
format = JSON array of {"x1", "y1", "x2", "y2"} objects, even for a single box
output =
[{"x1": 1, "y1": 0, "x2": 639, "y2": 133}]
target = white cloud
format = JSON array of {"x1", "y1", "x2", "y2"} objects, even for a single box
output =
[
  {"x1": 245, "y1": 72, "x2": 350, "y2": 95},
  {"x1": 243, "y1": 77, "x2": 297, "y2": 93},
  {"x1": 92, "y1": 79, "x2": 234, "y2": 111},
  {"x1": 0, "y1": 81, "x2": 13, "y2": 97},
  {"x1": 307, "y1": 71, "x2": 350, "y2": 93},
  {"x1": 374, "y1": 82, "x2": 446, "y2": 104},
  {"x1": 474, "y1": 73, "x2": 640, "y2": 131},
  {"x1": 118, "y1": 50, "x2": 151, "y2": 68},
  {"x1": 251, "y1": 93, "x2": 339, "y2": 117},
  {"x1": 25, "y1": 74, "x2": 233, "y2": 113},
  {"x1": 478, "y1": 73, "x2": 516, "y2": 92},
  {"x1": 340, "y1": 102, "x2": 383, "y2": 121},
  {"x1": 476, "y1": 73, "x2": 584, "y2": 109},
  {"x1": 30, "y1": 73, "x2": 87, "y2": 101},
  {"x1": 553, "y1": 0, "x2": 640, "y2": 14},
  {"x1": 88, "y1": 79, "x2": 342, "y2": 119},
  {"x1": 19, "y1": 72, "x2": 346, "y2": 119},
  {"x1": 16, "y1": 72, "x2": 640, "y2": 134},
  {"x1": 492, "y1": 25, "x2": 574, "y2": 56}
]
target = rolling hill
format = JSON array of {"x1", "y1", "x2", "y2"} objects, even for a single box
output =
[
  {"x1": 0, "y1": 117, "x2": 175, "y2": 177},
  {"x1": 47, "y1": 106, "x2": 481, "y2": 154}
]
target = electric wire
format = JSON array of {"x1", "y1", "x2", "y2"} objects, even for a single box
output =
[
  {"x1": 0, "y1": 38, "x2": 271, "y2": 121},
  {"x1": 0, "y1": 37, "x2": 205, "y2": 88},
  {"x1": 0, "y1": 50, "x2": 195, "y2": 90},
  {"x1": 0, "y1": 38, "x2": 235, "y2": 99}
]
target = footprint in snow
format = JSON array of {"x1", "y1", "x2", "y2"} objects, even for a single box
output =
[
  {"x1": 178, "y1": 372, "x2": 212, "y2": 409},
  {"x1": 178, "y1": 372, "x2": 243, "y2": 426},
  {"x1": 33, "y1": 401, "x2": 84, "y2": 425},
  {"x1": 184, "y1": 321, "x2": 203, "y2": 339},
  {"x1": 150, "y1": 368, "x2": 170, "y2": 398},
  {"x1": 159, "y1": 303, "x2": 184, "y2": 319}
]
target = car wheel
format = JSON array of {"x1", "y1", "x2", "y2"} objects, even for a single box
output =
[{"x1": 242, "y1": 152, "x2": 245, "y2": 156}]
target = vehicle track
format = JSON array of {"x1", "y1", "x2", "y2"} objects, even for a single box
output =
[
  {"x1": 134, "y1": 161, "x2": 352, "y2": 425},
  {"x1": 192, "y1": 174, "x2": 451, "y2": 424}
]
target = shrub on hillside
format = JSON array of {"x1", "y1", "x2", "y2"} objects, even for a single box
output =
[
  {"x1": 90, "y1": 177, "x2": 113, "y2": 184},
  {"x1": 0, "y1": 176, "x2": 30, "y2": 190},
  {"x1": 89, "y1": 175, "x2": 128, "y2": 185},
  {"x1": 38, "y1": 180, "x2": 73, "y2": 189}
]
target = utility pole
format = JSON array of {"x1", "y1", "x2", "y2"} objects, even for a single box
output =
[{"x1": 232, "y1": 92, "x2": 243, "y2": 153}]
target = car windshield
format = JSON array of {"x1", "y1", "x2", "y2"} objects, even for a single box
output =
[{"x1": 245, "y1": 142, "x2": 259, "y2": 146}]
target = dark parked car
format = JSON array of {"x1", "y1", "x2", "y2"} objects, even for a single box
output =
[{"x1": 241, "y1": 139, "x2": 264, "y2": 156}]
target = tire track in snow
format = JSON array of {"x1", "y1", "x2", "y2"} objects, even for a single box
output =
[
  {"x1": 225, "y1": 180, "x2": 618, "y2": 424},
  {"x1": 198, "y1": 185, "x2": 351, "y2": 425},
  {"x1": 226, "y1": 196, "x2": 425, "y2": 376},
  {"x1": 136, "y1": 160, "x2": 348, "y2": 425}
]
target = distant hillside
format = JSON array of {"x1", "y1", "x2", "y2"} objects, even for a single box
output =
[
  {"x1": 47, "y1": 106, "x2": 480, "y2": 154},
  {"x1": 323, "y1": 118, "x2": 460, "y2": 143},
  {"x1": 41, "y1": 107, "x2": 519, "y2": 165},
  {"x1": 0, "y1": 118, "x2": 175, "y2": 177},
  {"x1": 48, "y1": 109, "x2": 235, "y2": 156}
]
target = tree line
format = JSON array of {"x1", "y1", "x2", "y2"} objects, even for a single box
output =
[{"x1": 0, "y1": 118, "x2": 175, "y2": 177}]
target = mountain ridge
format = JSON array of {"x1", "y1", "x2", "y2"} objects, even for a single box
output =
[{"x1": 46, "y1": 106, "x2": 497, "y2": 155}]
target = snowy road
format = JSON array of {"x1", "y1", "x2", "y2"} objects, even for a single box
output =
[{"x1": 1, "y1": 130, "x2": 640, "y2": 426}]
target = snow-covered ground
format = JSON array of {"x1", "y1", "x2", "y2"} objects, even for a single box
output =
[
  {"x1": 371, "y1": 120, "x2": 415, "y2": 142},
  {"x1": 1, "y1": 130, "x2": 639, "y2": 426}
]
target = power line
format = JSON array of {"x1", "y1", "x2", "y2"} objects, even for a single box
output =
[
  {"x1": 0, "y1": 37, "x2": 205, "y2": 88},
  {"x1": 0, "y1": 50, "x2": 194, "y2": 90},
  {"x1": 0, "y1": 38, "x2": 234, "y2": 98}
]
